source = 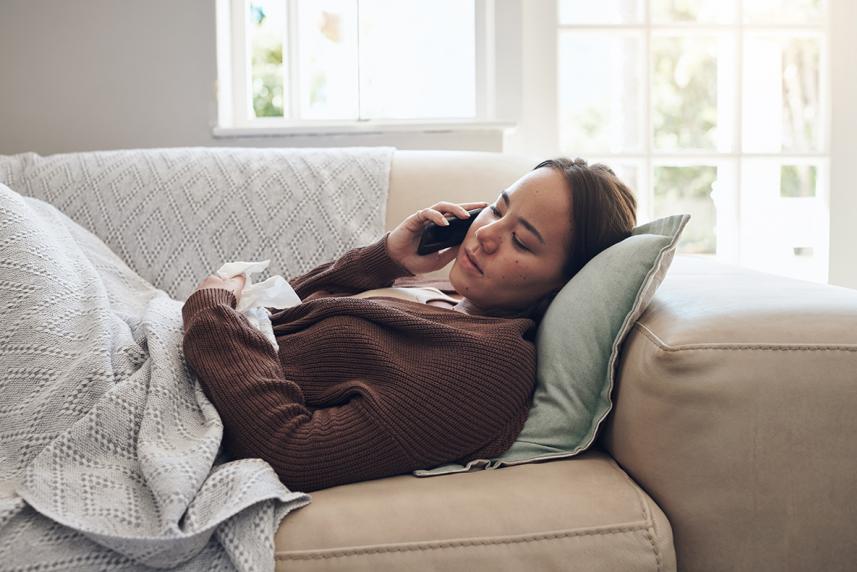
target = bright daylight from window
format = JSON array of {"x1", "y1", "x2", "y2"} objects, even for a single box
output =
[
  {"x1": 557, "y1": 0, "x2": 828, "y2": 284},
  {"x1": 237, "y1": 0, "x2": 829, "y2": 285},
  {"x1": 247, "y1": 0, "x2": 475, "y2": 121}
]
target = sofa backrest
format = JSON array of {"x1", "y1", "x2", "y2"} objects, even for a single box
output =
[{"x1": 0, "y1": 147, "x2": 394, "y2": 300}]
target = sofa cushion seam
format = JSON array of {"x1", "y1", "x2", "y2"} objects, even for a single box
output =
[
  {"x1": 612, "y1": 457, "x2": 663, "y2": 572},
  {"x1": 635, "y1": 488, "x2": 663, "y2": 572},
  {"x1": 635, "y1": 322, "x2": 857, "y2": 352},
  {"x1": 275, "y1": 523, "x2": 652, "y2": 561}
]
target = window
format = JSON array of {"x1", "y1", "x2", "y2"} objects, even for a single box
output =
[
  {"x1": 557, "y1": 0, "x2": 830, "y2": 284},
  {"x1": 216, "y1": 0, "x2": 505, "y2": 134}
]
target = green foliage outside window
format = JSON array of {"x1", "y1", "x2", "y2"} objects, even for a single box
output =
[
  {"x1": 654, "y1": 166, "x2": 717, "y2": 254},
  {"x1": 251, "y1": 3, "x2": 284, "y2": 117}
]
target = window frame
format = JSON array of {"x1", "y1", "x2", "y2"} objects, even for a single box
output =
[
  {"x1": 557, "y1": 0, "x2": 832, "y2": 281},
  {"x1": 214, "y1": 0, "x2": 514, "y2": 136}
]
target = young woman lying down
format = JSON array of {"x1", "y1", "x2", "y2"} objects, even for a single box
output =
[{"x1": 181, "y1": 157, "x2": 637, "y2": 492}]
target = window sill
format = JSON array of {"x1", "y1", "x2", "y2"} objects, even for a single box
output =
[{"x1": 212, "y1": 120, "x2": 517, "y2": 138}]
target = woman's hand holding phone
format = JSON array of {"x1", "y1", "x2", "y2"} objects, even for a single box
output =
[{"x1": 387, "y1": 201, "x2": 488, "y2": 275}]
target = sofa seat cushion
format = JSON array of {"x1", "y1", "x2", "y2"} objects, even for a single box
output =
[{"x1": 273, "y1": 449, "x2": 675, "y2": 571}]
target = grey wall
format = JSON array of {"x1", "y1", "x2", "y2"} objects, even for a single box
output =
[{"x1": 0, "y1": 0, "x2": 503, "y2": 155}]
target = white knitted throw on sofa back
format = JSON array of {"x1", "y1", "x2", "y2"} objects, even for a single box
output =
[{"x1": 0, "y1": 146, "x2": 395, "y2": 300}]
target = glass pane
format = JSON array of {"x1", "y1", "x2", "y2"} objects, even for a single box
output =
[
  {"x1": 249, "y1": 0, "x2": 287, "y2": 118},
  {"x1": 297, "y1": 0, "x2": 359, "y2": 119},
  {"x1": 651, "y1": 0, "x2": 736, "y2": 23},
  {"x1": 559, "y1": 32, "x2": 642, "y2": 154},
  {"x1": 559, "y1": 0, "x2": 643, "y2": 24},
  {"x1": 744, "y1": 0, "x2": 823, "y2": 25},
  {"x1": 652, "y1": 34, "x2": 734, "y2": 151},
  {"x1": 781, "y1": 164, "x2": 817, "y2": 197},
  {"x1": 740, "y1": 159, "x2": 829, "y2": 283},
  {"x1": 358, "y1": 0, "x2": 475, "y2": 119},
  {"x1": 653, "y1": 165, "x2": 718, "y2": 254},
  {"x1": 743, "y1": 34, "x2": 822, "y2": 153}
]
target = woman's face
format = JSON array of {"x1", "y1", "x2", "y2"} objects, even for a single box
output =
[{"x1": 449, "y1": 167, "x2": 573, "y2": 314}]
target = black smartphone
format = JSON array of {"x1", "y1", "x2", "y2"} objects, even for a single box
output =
[{"x1": 417, "y1": 207, "x2": 485, "y2": 255}]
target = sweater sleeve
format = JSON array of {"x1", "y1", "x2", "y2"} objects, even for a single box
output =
[
  {"x1": 181, "y1": 288, "x2": 417, "y2": 492},
  {"x1": 287, "y1": 231, "x2": 415, "y2": 300}
]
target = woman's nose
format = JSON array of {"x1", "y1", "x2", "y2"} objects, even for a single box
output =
[{"x1": 475, "y1": 222, "x2": 500, "y2": 254}]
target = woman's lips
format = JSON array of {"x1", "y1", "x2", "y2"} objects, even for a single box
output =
[{"x1": 462, "y1": 250, "x2": 483, "y2": 274}]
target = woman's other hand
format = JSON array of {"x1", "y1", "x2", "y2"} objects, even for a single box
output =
[
  {"x1": 192, "y1": 274, "x2": 246, "y2": 303},
  {"x1": 387, "y1": 201, "x2": 489, "y2": 276}
]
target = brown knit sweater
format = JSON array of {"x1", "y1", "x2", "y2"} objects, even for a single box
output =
[{"x1": 181, "y1": 232, "x2": 537, "y2": 492}]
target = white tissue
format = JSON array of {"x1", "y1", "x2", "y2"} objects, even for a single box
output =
[{"x1": 215, "y1": 260, "x2": 302, "y2": 351}]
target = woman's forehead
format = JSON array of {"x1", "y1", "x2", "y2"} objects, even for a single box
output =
[
  {"x1": 505, "y1": 168, "x2": 566, "y2": 199},
  {"x1": 503, "y1": 169, "x2": 572, "y2": 246}
]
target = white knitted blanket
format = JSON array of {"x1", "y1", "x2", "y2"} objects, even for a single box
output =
[
  {"x1": 0, "y1": 147, "x2": 395, "y2": 301},
  {"x1": 0, "y1": 181, "x2": 316, "y2": 570},
  {"x1": 0, "y1": 146, "x2": 390, "y2": 570}
]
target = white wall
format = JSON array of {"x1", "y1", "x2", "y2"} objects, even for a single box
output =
[
  {"x1": 828, "y1": 0, "x2": 857, "y2": 290},
  {"x1": 0, "y1": 0, "x2": 505, "y2": 155}
]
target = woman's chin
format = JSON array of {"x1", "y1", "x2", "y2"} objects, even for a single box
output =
[
  {"x1": 449, "y1": 264, "x2": 479, "y2": 298},
  {"x1": 448, "y1": 262, "x2": 467, "y2": 289},
  {"x1": 448, "y1": 261, "x2": 460, "y2": 283}
]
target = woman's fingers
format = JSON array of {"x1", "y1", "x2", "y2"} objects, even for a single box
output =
[
  {"x1": 432, "y1": 200, "x2": 489, "y2": 216},
  {"x1": 410, "y1": 200, "x2": 491, "y2": 232},
  {"x1": 428, "y1": 202, "x2": 466, "y2": 219},
  {"x1": 415, "y1": 208, "x2": 446, "y2": 227},
  {"x1": 195, "y1": 273, "x2": 245, "y2": 295},
  {"x1": 427, "y1": 201, "x2": 490, "y2": 221},
  {"x1": 458, "y1": 201, "x2": 491, "y2": 209}
]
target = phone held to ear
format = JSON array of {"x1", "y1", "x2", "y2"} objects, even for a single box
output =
[{"x1": 417, "y1": 207, "x2": 485, "y2": 255}]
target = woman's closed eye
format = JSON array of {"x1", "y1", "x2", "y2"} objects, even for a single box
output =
[{"x1": 489, "y1": 205, "x2": 530, "y2": 251}]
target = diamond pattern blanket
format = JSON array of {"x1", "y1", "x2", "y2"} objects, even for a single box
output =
[
  {"x1": 0, "y1": 147, "x2": 395, "y2": 301},
  {"x1": 0, "y1": 147, "x2": 394, "y2": 570}
]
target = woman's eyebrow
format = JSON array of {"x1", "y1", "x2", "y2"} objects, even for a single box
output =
[{"x1": 501, "y1": 190, "x2": 546, "y2": 246}]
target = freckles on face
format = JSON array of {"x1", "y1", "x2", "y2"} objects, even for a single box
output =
[{"x1": 496, "y1": 258, "x2": 531, "y2": 285}]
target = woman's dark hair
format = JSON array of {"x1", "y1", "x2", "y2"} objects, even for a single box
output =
[{"x1": 528, "y1": 157, "x2": 638, "y2": 322}]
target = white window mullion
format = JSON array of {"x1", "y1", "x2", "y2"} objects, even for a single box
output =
[
  {"x1": 286, "y1": 0, "x2": 299, "y2": 120},
  {"x1": 356, "y1": 0, "x2": 363, "y2": 120},
  {"x1": 641, "y1": 0, "x2": 652, "y2": 223},
  {"x1": 231, "y1": 0, "x2": 250, "y2": 126},
  {"x1": 728, "y1": 0, "x2": 744, "y2": 266},
  {"x1": 474, "y1": 0, "x2": 495, "y2": 121},
  {"x1": 215, "y1": 0, "x2": 235, "y2": 127},
  {"x1": 817, "y1": 0, "x2": 832, "y2": 281}
]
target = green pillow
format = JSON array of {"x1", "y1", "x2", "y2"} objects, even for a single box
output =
[{"x1": 413, "y1": 214, "x2": 691, "y2": 476}]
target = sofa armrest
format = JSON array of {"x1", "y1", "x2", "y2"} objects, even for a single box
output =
[{"x1": 598, "y1": 255, "x2": 857, "y2": 572}]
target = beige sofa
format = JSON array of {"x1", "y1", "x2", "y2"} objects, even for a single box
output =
[{"x1": 273, "y1": 150, "x2": 857, "y2": 572}]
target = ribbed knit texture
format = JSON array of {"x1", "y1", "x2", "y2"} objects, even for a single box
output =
[{"x1": 182, "y1": 232, "x2": 537, "y2": 492}]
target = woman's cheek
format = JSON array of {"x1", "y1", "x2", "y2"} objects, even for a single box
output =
[{"x1": 513, "y1": 258, "x2": 529, "y2": 282}]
